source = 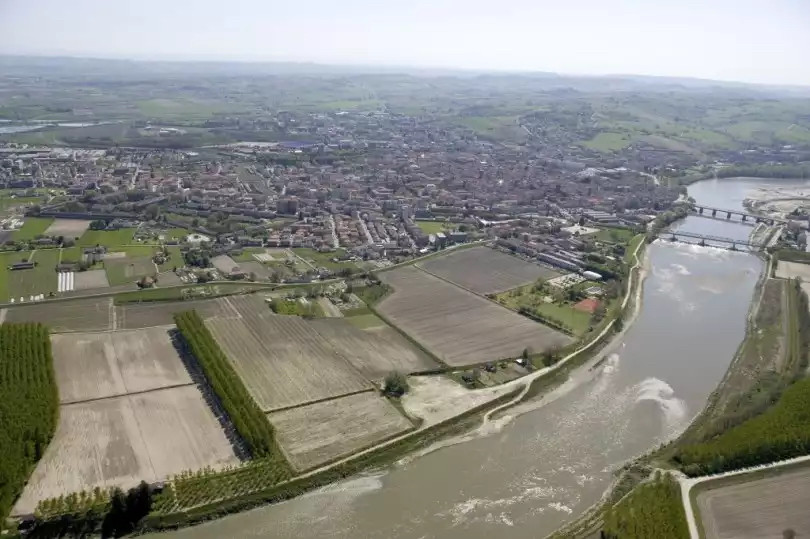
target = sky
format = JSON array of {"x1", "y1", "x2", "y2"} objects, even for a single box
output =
[{"x1": 1, "y1": 0, "x2": 809, "y2": 86}]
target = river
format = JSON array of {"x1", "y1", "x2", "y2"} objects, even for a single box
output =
[{"x1": 148, "y1": 178, "x2": 792, "y2": 539}]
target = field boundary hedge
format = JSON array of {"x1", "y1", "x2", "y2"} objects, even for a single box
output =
[{"x1": 173, "y1": 310, "x2": 288, "y2": 466}]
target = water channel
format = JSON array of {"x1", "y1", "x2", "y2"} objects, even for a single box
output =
[{"x1": 150, "y1": 177, "x2": 803, "y2": 539}]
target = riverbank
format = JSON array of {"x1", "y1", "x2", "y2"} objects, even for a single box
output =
[{"x1": 126, "y1": 238, "x2": 652, "y2": 536}]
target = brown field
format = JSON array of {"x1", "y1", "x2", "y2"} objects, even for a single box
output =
[
  {"x1": 44, "y1": 219, "x2": 91, "y2": 238},
  {"x1": 3, "y1": 297, "x2": 112, "y2": 332},
  {"x1": 417, "y1": 246, "x2": 560, "y2": 294},
  {"x1": 239, "y1": 260, "x2": 272, "y2": 280},
  {"x1": 268, "y1": 392, "x2": 413, "y2": 471},
  {"x1": 697, "y1": 466, "x2": 810, "y2": 539},
  {"x1": 116, "y1": 296, "x2": 245, "y2": 329},
  {"x1": 13, "y1": 386, "x2": 239, "y2": 516},
  {"x1": 206, "y1": 315, "x2": 370, "y2": 411},
  {"x1": 73, "y1": 269, "x2": 110, "y2": 290},
  {"x1": 378, "y1": 266, "x2": 573, "y2": 366},
  {"x1": 105, "y1": 256, "x2": 156, "y2": 285},
  {"x1": 52, "y1": 327, "x2": 192, "y2": 403},
  {"x1": 212, "y1": 255, "x2": 240, "y2": 274},
  {"x1": 309, "y1": 318, "x2": 439, "y2": 379},
  {"x1": 775, "y1": 260, "x2": 810, "y2": 281}
]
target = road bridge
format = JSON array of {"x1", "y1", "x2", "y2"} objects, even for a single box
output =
[
  {"x1": 690, "y1": 204, "x2": 785, "y2": 225},
  {"x1": 662, "y1": 230, "x2": 766, "y2": 250}
]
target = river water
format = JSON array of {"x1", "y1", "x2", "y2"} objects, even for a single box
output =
[{"x1": 150, "y1": 178, "x2": 787, "y2": 539}]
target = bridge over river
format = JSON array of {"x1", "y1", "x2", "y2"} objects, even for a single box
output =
[
  {"x1": 662, "y1": 230, "x2": 766, "y2": 250},
  {"x1": 690, "y1": 204, "x2": 785, "y2": 225}
]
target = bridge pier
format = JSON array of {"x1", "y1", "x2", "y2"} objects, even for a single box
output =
[
  {"x1": 741, "y1": 215, "x2": 746, "y2": 222},
  {"x1": 726, "y1": 212, "x2": 732, "y2": 219},
  {"x1": 712, "y1": 209, "x2": 717, "y2": 217},
  {"x1": 698, "y1": 207, "x2": 704, "y2": 214}
]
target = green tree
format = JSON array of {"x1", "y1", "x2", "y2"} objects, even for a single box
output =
[{"x1": 383, "y1": 371, "x2": 409, "y2": 397}]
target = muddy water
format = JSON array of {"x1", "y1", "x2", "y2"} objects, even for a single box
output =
[{"x1": 149, "y1": 180, "x2": 770, "y2": 539}]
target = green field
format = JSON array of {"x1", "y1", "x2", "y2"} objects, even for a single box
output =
[
  {"x1": 12, "y1": 218, "x2": 54, "y2": 241},
  {"x1": 0, "y1": 196, "x2": 43, "y2": 211},
  {"x1": 156, "y1": 246, "x2": 183, "y2": 271},
  {"x1": 415, "y1": 220, "x2": 452, "y2": 234},
  {"x1": 345, "y1": 312, "x2": 385, "y2": 329},
  {"x1": 292, "y1": 248, "x2": 357, "y2": 271},
  {"x1": 231, "y1": 247, "x2": 268, "y2": 262},
  {"x1": 161, "y1": 228, "x2": 190, "y2": 241},
  {"x1": 625, "y1": 234, "x2": 645, "y2": 264},
  {"x1": 77, "y1": 228, "x2": 137, "y2": 247},
  {"x1": 594, "y1": 227, "x2": 635, "y2": 244},
  {"x1": 602, "y1": 472, "x2": 689, "y2": 539},
  {"x1": 2, "y1": 249, "x2": 60, "y2": 301},
  {"x1": 581, "y1": 132, "x2": 634, "y2": 152},
  {"x1": 104, "y1": 256, "x2": 156, "y2": 286},
  {"x1": 497, "y1": 285, "x2": 595, "y2": 336}
]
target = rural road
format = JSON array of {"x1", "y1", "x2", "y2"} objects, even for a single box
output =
[{"x1": 679, "y1": 455, "x2": 810, "y2": 539}]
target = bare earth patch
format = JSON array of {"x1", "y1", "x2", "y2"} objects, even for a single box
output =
[
  {"x1": 44, "y1": 219, "x2": 91, "y2": 238},
  {"x1": 378, "y1": 265, "x2": 573, "y2": 366},
  {"x1": 73, "y1": 269, "x2": 110, "y2": 290},
  {"x1": 417, "y1": 246, "x2": 560, "y2": 295},
  {"x1": 697, "y1": 466, "x2": 810, "y2": 539},
  {"x1": 401, "y1": 375, "x2": 514, "y2": 426},
  {"x1": 206, "y1": 315, "x2": 370, "y2": 411},
  {"x1": 268, "y1": 392, "x2": 413, "y2": 471},
  {"x1": 13, "y1": 386, "x2": 239, "y2": 516},
  {"x1": 775, "y1": 260, "x2": 810, "y2": 281},
  {"x1": 52, "y1": 328, "x2": 192, "y2": 403},
  {"x1": 211, "y1": 255, "x2": 241, "y2": 274}
]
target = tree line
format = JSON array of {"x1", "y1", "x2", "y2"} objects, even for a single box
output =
[
  {"x1": 674, "y1": 375, "x2": 810, "y2": 476},
  {"x1": 0, "y1": 323, "x2": 58, "y2": 523},
  {"x1": 601, "y1": 472, "x2": 689, "y2": 539},
  {"x1": 173, "y1": 311, "x2": 289, "y2": 465}
]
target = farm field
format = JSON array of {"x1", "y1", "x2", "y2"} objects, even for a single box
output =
[
  {"x1": 417, "y1": 246, "x2": 560, "y2": 295},
  {"x1": 115, "y1": 296, "x2": 245, "y2": 329},
  {"x1": 696, "y1": 466, "x2": 810, "y2": 539},
  {"x1": 211, "y1": 254, "x2": 240, "y2": 274},
  {"x1": 414, "y1": 220, "x2": 453, "y2": 234},
  {"x1": 205, "y1": 315, "x2": 371, "y2": 411},
  {"x1": 43, "y1": 219, "x2": 91, "y2": 238},
  {"x1": 1, "y1": 297, "x2": 113, "y2": 332},
  {"x1": 309, "y1": 318, "x2": 439, "y2": 379},
  {"x1": 13, "y1": 386, "x2": 239, "y2": 516},
  {"x1": 7, "y1": 249, "x2": 62, "y2": 300},
  {"x1": 775, "y1": 260, "x2": 810, "y2": 281},
  {"x1": 105, "y1": 255, "x2": 156, "y2": 285},
  {"x1": 51, "y1": 327, "x2": 192, "y2": 403},
  {"x1": 12, "y1": 217, "x2": 54, "y2": 240},
  {"x1": 73, "y1": 269, "x2": 110, "y2": 290},
  {"x1": 292, "y1": 248, "x2": 357, "y2": 271},
  {"x1": 377, "y1": 266, "x2": 573, "y2": 366},
  {"x1": 77, "y1": 228, "x2": 136, "y2": 247},
  {"x1": 268, "y1": 392, "x2": 413, "y2": 471}
]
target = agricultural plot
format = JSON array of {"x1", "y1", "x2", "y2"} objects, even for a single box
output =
[
  {"x1": 6, "y1": 249, "x2": 61, "y2": 301},
  {"x1": 239, "y1": 260, "x2": 272, "y2": 280},
  {"x1": 696, "y1": 466, "x2": 810, "y2": 539},
  {"x1": 13, "y1": 386, "x2": 239, "y2": 516},
  {"x1": 115, "y1": 296, "x2": 242, "y2": 329},
  {"x1": 73, "y1": 269, "x2": 110, "y2": 290},
  {"x1": 2, "y1": 297, "x2": 113, "y2": 332},
  {"x1": 775, "y1": 260, "x2": 810, "y2": 281},
  {"x1": 43, "y1": 219, "x2": 91, "y2": 238},
  {"x1": 417, "y1": 246, "x2": 559, "y2": 295},
  {"x1": 268, "y1": 392, "x2": 413, "y2": 471},
  {"x1": 205, "y1": 315, "x2": 371, "y2": 411},
  {"x1": 378, "y1": 266, "x2": 573, "y2": 366},
  {"x1": 212, "y1": 255, "x2": 241, "y2": 274},
  {"x1": 12, "y1": 217, "x2": 54, "y2": 240},
  {"x1": 51, "y1": 328, "x2": 192, "y2": 404},
  {"x1": 77, "y1": 228, "x2": 136, "y2": 247},
  {"x1": 310, "y1": 318, "x2": 439, "y2": 379},
  {"x1": 104, "y1": 256, "x2": 156, "y2": 285}
]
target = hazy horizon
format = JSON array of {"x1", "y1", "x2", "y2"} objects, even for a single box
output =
[{"x1": 2, "y1": 0, "x2": 809, "y2": 86}]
